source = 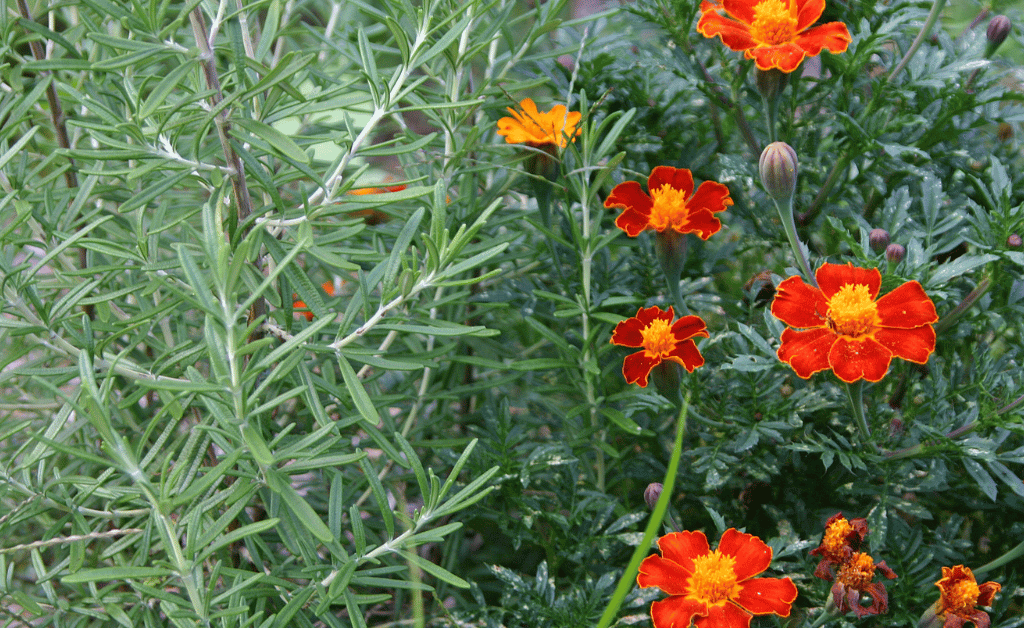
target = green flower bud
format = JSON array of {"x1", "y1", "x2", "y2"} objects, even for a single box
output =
[
  {"x1": 759, "y1": 142, "x2": 798, "y2": 203},
  {"x1": 644, "y1": 483, "x2": 664, "y2": 510}
]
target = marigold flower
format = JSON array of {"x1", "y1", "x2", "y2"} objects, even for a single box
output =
[
  {"x1": 637, "y1": 529, "x2": 798, "y2": 628},
  {"x1": 809, "y1": 513, "x2": 868, "y2": 581},
  {"x1": 924, "y1": 565, "x2": 1001, "y2": 628},
  {"x1": 771, "y1": 263, "x2": 938, "y2": 383},
  {"x1": 831, "y1": 552, "x2": 897, "y2": 618},
  {"x1": 697, "y1": 0, "x2": 852, "y2": 73},
  {"x1": 611, "y1": 306, "x2": 708, "y2": 387},
  {"x1": 605, "y1": 166, "x2": 733, "y2": 239},
  {"x1": 293, "y1": 281, "x2": 337, "y2": 321},
  {"x1": 496, "y1": 98, "x2": 581, "y2": 148}
]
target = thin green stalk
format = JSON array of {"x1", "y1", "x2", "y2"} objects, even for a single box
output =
[
  {"x1": 888, "y1": 0, "x2": 949, "y2": 84},
  {"x1": 774, "y1": 196, "x2": 816, "y2": 286},
  {"x1": 596, "y1": 393, "x2": 690, "y2": 628},
  {"x1": 846, "y1": 380, "x2": 876, "y2": 450},
  {"x1": 974, "y1": 538, "x2": 1024, "y2": 577},
  {"x1": 763, "y1": 94, "x2": 779, "y2": 144}
]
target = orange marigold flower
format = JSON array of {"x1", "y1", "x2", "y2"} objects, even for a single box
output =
[
  {"x1": 293, "y1": 281, "x2": 337, "y2": 321},
  {"x1": 929, "y1": 565, "x2": 1002, "y2": 628},
  {"x1": 638, "y1": 529, "x2": 798, "y2": 628},
  {"x1": 611, "y1": 306, "x2": 709, "y2": 387},
  {"x1": 605, "y1": 166, "x2": 733, "y2": 239},
  {"x1": 809, "y1": 512, "x2": 868, "y2": 581},
  {"x1": 771, "y1": 263, "x2": 939, "y2": 383},
  {"x1": 496, "y1": 98, "x2": 581, "y2": 148},
  {"x1": 831, "y1": 552, "x2": 897, "y2": 618},
  {"x1": 697, "y1": 0, "x2": 852, "y2": 73}
]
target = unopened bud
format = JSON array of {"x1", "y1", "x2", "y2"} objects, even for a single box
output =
[
  {"x1": 869, "y1": 229, "x2": 891, "y2": 253},
  {"x1": 759, "y1": 142, "x2": 798, "y2": 203},
  {"x1": 885, "y1": 243, "x2": 906, "y2": 263},
  {"x1": 1008, "y1": 234, "x2": 1022, "y2": 248},
  {"x1": 644, "y1": 482, "x2": 664, "y2": 509},
  {"x1": 986, "y1": 15, "x2": 1011, "y2": 57}
]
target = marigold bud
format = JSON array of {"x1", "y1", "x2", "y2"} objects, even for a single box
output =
[
  {"x1": 644, "y1": 482, "x2": 664, "y2": 509},
  {"x1": 1008, "y1": 234, "x2": 1022, "y2": 248},
  {"x1": 869, "y1": 229, "x2": 890, "y2": 253},
  {"x1": 885, "y1": 243, "x2": 905, "y2": 263},
  {"x1": 759, "y1": 142, "x2": 798, "y2": 203},
  {"x1": 986, "y1": 15, "x2": 1011, "y2": 57}
]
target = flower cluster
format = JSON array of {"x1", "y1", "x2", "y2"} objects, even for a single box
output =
[{"x1": 811, "y1": 513, "x2": 896, "y2": 618}]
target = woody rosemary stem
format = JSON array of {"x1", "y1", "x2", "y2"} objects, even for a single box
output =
[{"x1": 595, "y1": 392, "x2": 690, "y2": 628}]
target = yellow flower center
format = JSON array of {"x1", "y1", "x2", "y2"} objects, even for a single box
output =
[
  {"x1": 750, "y1": 0, "x2": 798, "y2": 46},
  {"x1": 837, "y1": 553, "x2": 876, "y2": 589},
  {"x1": 648, "y1": 184, "x2": 690, "y2": 232},
  {"x1": 821, "y1": 517, "x2": 854, "y2": 559},
  {"x1": 826, "y1": 284, "x2": 880, "y2": 338},
  {"x1": 641, "y1": 318, "x2": 676, "y2": 357},
  {"x1": 687, "y1": 550, "x2": 741, "y2": 605},
  {"x1": 942, "y1": 578, "x2": 981, "y2": 614}
]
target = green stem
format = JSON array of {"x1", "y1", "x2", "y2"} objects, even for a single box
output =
[
  {"x1": 887, "y1": 0, "x2": 949, "y2": 84},
  {"x1": 763, "y1": 94, "x2": 779, "y2": 144},
  {"x1": 846, "y1": 380, "x2": 876, "y2": 449},
  {"x1": 774, "y1": 196, "x2": 816, "y2": 286},
  {"x1": 974, "y1": 538, "x2": 1024, "y2": 577},
  {"x1": 655, "y1": 231, "x2": 690, "y2": 315},
  {"x1": 595, "y1": 393, "x2": 690, "y2": 628}
]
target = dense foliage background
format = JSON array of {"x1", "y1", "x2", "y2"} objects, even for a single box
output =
[{"x1": 1, "y1": 0, "x2": 1022, "y2": 626}]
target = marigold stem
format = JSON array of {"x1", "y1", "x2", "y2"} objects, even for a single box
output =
[
  {"x1": 887, "y1": 0, "x2": 949, "y2": 84},
  {"x1": 974, "y1": 538, "x2": 1024, "y2": 577},
  {"x1": 846, "y1": 380, "x2": 876, "y2": 449},
  {"x1": 774, "y1": 196, "x2": 816, "y2": 287}
]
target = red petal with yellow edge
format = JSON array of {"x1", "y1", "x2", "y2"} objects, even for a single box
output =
[
  {"x1": 671, "y1": 315, "x2": 709, "y2": 342},
  {"x1": 667, "y1": 339, "x2": 705, "y2": 372},
  {"x1": 778, "y1": 327, "x2": 835, "y2": 378},
  {"x1": 721, "y1": 0, "x2": 757, "y2": 26},
  {"x1": 636, "y1": 305, "x2": 674, "y2": 327},
  {"x1": 637, "y1": 554, "x2": 691, "y2": 595},
  {"x1": 681, "y1": 210, "x2": 723, "y2": 240},
  {"x1": 796, "y1": 22, "x2": 852, "y2": 56},
  {"x1": 698, "y1": 11, "x2": 757, "y2": 51},
  {"x1": 623, "y1": 351, "x2": 660, "y2": 386},
  {"x1": 610, "y1": 316, "x2": 646, "y2": 348},
  {"x1": 875, "y1": 281, "x2": 938, "y2": 328},
  {"x1": 650, "y1": 596, "x2": 706, "y2": 628},
  {"x1": 749, "y1": 44, "x2": 806, "y2": 73},
  {"x1": 689, "y1": 180, "x2": 733, "y2": 214},
  {"x1": 717, "y1": 529, "x2": 771, "y2": 580},
  {"x1": 816, "y1": 263, "x2": 881, "y2": 300},
  {"x1": 615, "y1": 207, "x2": 652, "y2": 237},
  {"x1": 978, "y1": 580, "x2": 1002, "y2": 607},
  {"x1": 695, "y1": 602, "x2": 753, "y2": 628},
  {"x1": 874, "y1": 326, "x2": 935, "y2": 364},
  {"x1": 828, "y1": 337, "x2": 892, "y2": 383},
  {"x1": 649, "y1": 167, "x2": 695, "y2": 200},
  {"x1": 771, "y1": 276, "x2": 829, "y2": 329},
  {"x1": 795, "y1": 0, "x2": 826, "y2": 31},
  {"x1": 735, "y1": 577, "x2": 798, "y2": 615},
  {"x1": 658, "y1": 531, "x2": 710, "y2": 569}
]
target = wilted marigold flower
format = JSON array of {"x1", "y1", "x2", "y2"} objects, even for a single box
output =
[
  {"x1": 496, "y1": 98, "x2": 581, "y2": 148},
  {"x1": 771, "y1": 263, "x2": 938, "y2": 383},
  {"x1": 697, "y1": 0, "x2": 852, "y2": 73},
  {"x1": 809, "y1": 512, "x2": 868, "y2": 581},
  {"x1": 605, "y1": 166, "x2": 733, "y2": 239},
  {"x1": 611, "y1": 305, "x2": 708, "y2": 387},
  {"x1": 637, "y1": 529, "x2": 798, "y2": 628},
  {"x1": 293, "y1": 281, "x2": 337, "y2": 321},
  {"x1": 832, "y1": 552, "x2": 897, "y2": 618},
  {"x1": 919, "y1": 565, "x2": 1002, "y2": 628}
]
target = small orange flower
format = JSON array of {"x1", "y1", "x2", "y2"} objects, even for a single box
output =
[
  {"x1": 697, "y1": 0, "x2": 852, "y2": 73},
  {"x1": 931, "y1": 565, "x2": 1001, "y2": 628},
  {"x1": 771, "y1": 263, "x2": 938, "y2": 383},
  {"x1": 496, "y1": 98, "x2": 581, "y2": 148},
  {"x1": 611, "y1": 306, "x2": 708, "y2": 387},
  {"x1": 831, "y1": 552, "x2": 897, "y2": 618},
  {"x1": 294, "y1": 281, "x2": 337, "y2": 321},
  {"x1": 809, "y1": 513, "x2": 868, "y2": 581},
  {"x1": 605, "y1": 167, "x2": 733, "y2": 239},
  {"x1": 347, "y1": 183, "x2": 407, "y2": 225},
  {"x1": 637, "y1": 529, "x2": 798, "y2": 628}
]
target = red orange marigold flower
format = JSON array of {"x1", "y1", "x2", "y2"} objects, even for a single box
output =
[
  {"x1": 294, "y1": 281, "x2": 337, "y2": 321},
  {"x1": 697, "y1": 0, "x2": 852, "y2": 73},
  {"x1": 771, "y1": 263, "x2": 938, "y2": 383},
  {"x1": 605, "y1": 167, "x2": 733, "y2": 239},
  {"x1": 611, "y1": 306, "x2": 708, "y2": 387},
  {"x1": 831, "y1": 552, "x2": 897, "y2": 618},
  {"x1": 638, "y1": 529, "x2": 798, "y2": 628},
  {"x1": 809, "y1": 512, "x2": 868, "y2": 581},
  {"x1": 496, "y1": 98, "x2": 581, "y2": 148},
  {"x1": 929, "y1": 565, "x2": 1001, "y2": 628}
]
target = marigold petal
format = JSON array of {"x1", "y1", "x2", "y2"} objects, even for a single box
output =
[
  {"x1": 666, "y1": 339, "x2": 706, "y2": 372},
  {"x1": 680, "y1": 209, "x2": 724, "y2": 240},
  {"x1": 606, "y1": 180, "x2": 653, "y2": 223},
  {"x1": 735, "y1": 577, "x2": 798, "y2": 616},
  {"x1": 721, "y1": 0, "x2": 757, "y2": 26},
  {"x1": 695, "y1": 602, "x2": 753, "y2": 628},
  {"x1": 874, "y1": 326, "x2": 935, "y2": 364},
  {"x1": 671, "y1": 315, "x2": 710, "y2": 342},
  {"x1": 772, "y1": 276, "x2": 829, "y2": 329},
  {"x1": 321, "y1": 281, "x2": 336, "y2": 296},
  {"x1": 689, "y1": 180, "x2": 733, "y2": 214},
  {"x1": 828, "y1": 337, "x2": 892, "y2": 383},
  {"x1": 623, "y1": 351, "x2": 661, "y2": 387},
  {"x1": 637, "y1": 554, "x2": 692, "y2": 595},
  {"x1": 610, "y1": 317, "x2": 646, "y2": 348},
  {"x1": 717, "y1": 529, "x2": 771, "y2": 581},
  {"x1": 698, "y1": 12, "x2": 757, "y2": 51},
  {"x1": 658, "y1": 531, "x2": 710, "y2": 567},
  {"x1": 648, "y1": 166, "x2": 695, "y2": 200},
  {"x1": 636, "y1": 305, "x2": 674, "y2": 327},
  {"x1": 795, "y1": 22, "x2": 852, "y2": 56},
  {"x1": 854, "y1": 582, "x2": 890, "y2": 618},
  {"x1": 816, "y1": 263, "x2": 881, "y2": 300},
  {"x1": 960, "y1": 610, "x2": 992, "y2": 628},
  {"x1": 615, "y1": 207, "x2": 653, "y2": 237},
  {"x1": 748, "y1": 44, "x2": 807, "y2": 73},
  {"x1": 977, "y1": 581, "x2": 1002, "y2": 607},
  {"x1": 650, "y1": 596, "x2": 706, "y2": 628},
  {"x1": 777, "y1": 327, "x2": 835, "y2": 378},
  {"x1": 874, "y1": 281, "x2": 938, "y2": 328},
  {"x1": 795, "y1": 0, "x2": 826, "y2": 31},
  {"x1": 293, "y1": 300, "x2": 314, "y2": 321}
]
